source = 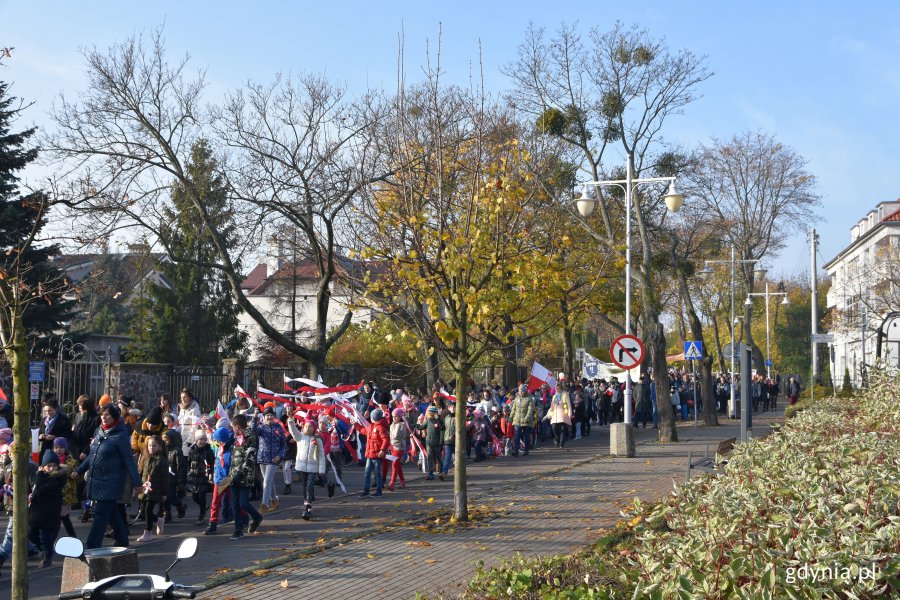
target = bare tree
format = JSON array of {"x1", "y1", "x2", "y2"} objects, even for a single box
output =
[
  {"x1": 506, "y1": 22, "x2": 712, "y2": 441},
  {"x1": 45, "y1": 31, "x2": 391, "y2": 376},
  {"x1": 686, "y1": 131, "x2": 820, "y2": 371}
]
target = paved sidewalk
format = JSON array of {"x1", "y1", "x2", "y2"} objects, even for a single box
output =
[
  {"x1": 202, "y1": 410, "x2": 784, "y2": 599},
  {"x1": 11, "y1": 409, "x2": 784, "y2": 599}
]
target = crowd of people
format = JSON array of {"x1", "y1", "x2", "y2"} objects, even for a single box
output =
[{"x1": 0, "y1": 368, "x2": 795, "y2": 574}]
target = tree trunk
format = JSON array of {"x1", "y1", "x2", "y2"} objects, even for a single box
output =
[
  {"x1": 453, "y1": 363, "x2": 470, "y2": 522},
  {"x1": 561, "y1": 299, "x2": 573, "y2": 380},
  {"x1": 672, "y1": 255, "x2": 718, "y2": 427},
  {"x1": 710, "y1": 313, "x2": 726, "y2": 373},
  {"x1": 501, "y1": 342, "x2": 518, "y2": 390},
  {"x1": 425, "y1": 347, "x2": 441, "y2": 391},
  {"x1": 7, "y1": 316, "x2": 31, "y2": 600},
  {"x1": 648, "y1": 317, "x2": 678, "y2": 442}
]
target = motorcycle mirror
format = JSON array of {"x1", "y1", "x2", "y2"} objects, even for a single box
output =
[
  {"x1": 166, "y1": 537, "x2": 199, "y2": 582},
  {"x1": 177, "y1": 537, "x2": 198, "y2": 560},
  {"x1": 54, "y1": 537, "x2": 84, "y2": 559}
]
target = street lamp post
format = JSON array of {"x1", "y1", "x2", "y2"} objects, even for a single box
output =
[
  {"x1": 700, "y1": 249, "x2": 763, "y2": 421},
  {"x1": 575, "y1": 154, "x2": 683, "y2": 456},
  {"x1": 746, "y1": 282, "x2": 790, "y2": 379}
]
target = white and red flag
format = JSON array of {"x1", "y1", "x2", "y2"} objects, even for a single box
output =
[{"x1": 526, "y1": 361, "x2": 557, "y2": 393}]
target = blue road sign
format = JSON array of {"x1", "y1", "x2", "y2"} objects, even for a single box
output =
[
  {"x1": 684, "y1": 341, "x2": 703, "y2": 360},
  {"x1": 765, "y1": 359, "x2": 773, "y2": 367},
  {"x1": 28, "y1": 361, "x2": 45, "y2": 383}
]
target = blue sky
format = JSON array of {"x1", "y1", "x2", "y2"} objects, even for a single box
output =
[{"x1": 2, "y1": 1, "x2": 899, "y2": 280}]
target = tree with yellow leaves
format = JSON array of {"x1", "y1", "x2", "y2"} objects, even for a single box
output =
[{"x1": 356, "y1": 72, "x2": 603, "y2": 520}]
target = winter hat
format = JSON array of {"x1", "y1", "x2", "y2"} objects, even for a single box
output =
[
  {"x1": 518, "y1": 384, "x2": 528, "y2": 393},
  {"x1": 41, "y1": 449, "x2": 60, "y2": 467},
  {"x1": 427, "y1": 406, "x2": 439, "y2": 414},
  {"x1": 391, "y1": 408, "x2": 404, "y2": 418},
  {"x1": 53, "y1": 437, "x2": 69, "y2": 451},
  {"x1": 263, "y1": 406, "x2": 275, "y2": 416},
  {"x1": 370, "y1": 408, "x2": 384, "y2": 422},
  {"x1": 212, "y1": 426, "x2": 233, "y2": 445},
  {"x1": 0, "y1": 428, "x2": 11, "y2": 444},
  {"x1": 303, "y1": 418, "x2": 318, "y2": 432},
  {"x1": 473, "y1": 409, "x2": 484, "y2": 418},
  {"x1": 98, "y1": 394, "x2": 113, "y2": 407},
  {"x1": 264, "y1": 402, "x2": 276, "y2": 410},
  {"x1": 194, "y1": 429, "x2": 208, "y2": 442},
  {"x1": 145, "y1": 407, "x2": 163, "y2": 427},
  {"x1": 215, "y1": 417, "x2": 231, "y2": 430}
]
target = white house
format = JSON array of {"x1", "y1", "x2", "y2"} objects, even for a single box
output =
[
  {"x1": 824, "y1": 200, "x2": 900, "y2": 387},
  {"x1": 237, "y1": 238, "x2": 373, "y2": 363}
]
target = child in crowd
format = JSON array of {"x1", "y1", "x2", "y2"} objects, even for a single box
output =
[
  {"x1": 320, "y1": 413, "x2": 345, "y2": 498},
  {"x1": 388, "y1": 408, "x2": 409, "y2": 490},
  {"x1": 162, "y1": 428, "x2": 187, "y2": 522},
  {"x1": 254, "y1": 407, "x2": 286, "y2": 513},
  {"x1": 417, "y1": 406, "x2": 444, "y2": 480},
  {"x1": 204, "y1": 425, "x2": 234, "y2": 536},
  {"x1": 186, "y1": 429, "x2": 215, "y2": 525},
  {"x1": 136, "y1": 435, "x2": 169, "y2": 542},
  {"x1": 52, "y1": 438, "x2": 79, "y2": 538},
  {"x1": 29, "y1": 450, "x2": 69, "y2": 567},
  {"x1": 286, "y1": 415, "x2": 326, "y2": 521},
  {"x1": 359, "y1": 408, "x2": 389, "y2": 498},
  {"x1": 281, "y1": 412, "x2": 297, "y2": 495}
]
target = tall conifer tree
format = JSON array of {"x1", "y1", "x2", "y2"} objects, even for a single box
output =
[
  {"x1": 129, "y1": 139, "x2": 246, "y2": 364},
  {"x1": 0, "y1": 82, "x2": 74, "y2": 350}
]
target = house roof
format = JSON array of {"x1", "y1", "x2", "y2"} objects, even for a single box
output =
[
  {"x1": 240, "y1": 263, "x2": 268, "y2": 292},
  {"x1": 882, "y1": 205, "x2": 900, "y2": 222},
  {"x1": 823, "y1": 201, "x2": 900, "y2": 270},
  {"x1": 241, "y1": 256, "x2": 387, "y2": 296}
]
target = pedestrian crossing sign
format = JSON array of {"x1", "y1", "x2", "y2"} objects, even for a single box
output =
[{"x1": 684, "y1": 341, "x2": 703, "y2": 360}]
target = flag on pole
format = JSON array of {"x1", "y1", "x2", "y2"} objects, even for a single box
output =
[
  {"x1": 216, "y1": 400, "x2": 229, "y2": 422},
  {"x1": 527, "y1": 361, "x2": 557, "y2": 392},
  {"x1": 0, "y1": 387, "x2": 7, "y2": 402}
]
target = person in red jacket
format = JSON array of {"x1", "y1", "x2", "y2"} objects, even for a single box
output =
[{"x1": 358, "y1": 409, "x2": 389, "y2": 498}]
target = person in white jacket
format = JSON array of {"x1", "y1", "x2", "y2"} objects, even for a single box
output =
[{"x1": 286, "y1": 415, "x2": 326, "y2": 521}]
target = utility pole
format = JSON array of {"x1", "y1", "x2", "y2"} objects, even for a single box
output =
[{"x1": 810, "y1": 228, "x2": 818, "y2": 403}]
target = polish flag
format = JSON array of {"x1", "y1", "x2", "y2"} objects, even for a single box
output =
[
  {"x1": 216, "y1": 400, "x2": 228, "y2": 419},
  {"x1": 527, "y1": 361, "x2": 557, "y2": 393},
  {"x1": 256, "y1": 383, "x2": 280, "y2": 401},
  {"x1": 0, "y1": 387, "x2": 7, "y2": 402},
  {"x1": 284, "y1": 375, "x2": 327, "y2": 391}
]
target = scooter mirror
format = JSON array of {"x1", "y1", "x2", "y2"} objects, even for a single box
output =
[
  {"x1": 55, "y1": 537, "x2": 84, "y2": 559},
  {"x1": 176, "y1": 537, "x2": 198, "y2": 560}
]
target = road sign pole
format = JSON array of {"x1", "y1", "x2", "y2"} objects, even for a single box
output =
[{"x1": 693, "y1": 359, "x2": 698, "y2": 428}]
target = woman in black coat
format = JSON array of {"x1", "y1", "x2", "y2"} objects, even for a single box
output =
[
  {"x1": 38, "y1": 398, "x2": 72, "y2": 456},
  {"x1": 71, "y1": 395, "x2": 101, "y2": 461}
]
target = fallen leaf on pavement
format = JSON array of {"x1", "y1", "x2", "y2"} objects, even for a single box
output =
[
  {"x1": 425, "y1": 559, "x2": 438, "y2": 564},
  {"x1": 407, "y1": 541, "x2": 432, "y2": 547},
  {"x1": 427, "y1": 497, "x2": 435, "y2": 503},
  {"x1": 252, "y1": 569, "x2": 271, "y2": 576},
  {"x1": 403, "y1": 555, "x2": 412, "y2": 560},
  {"x1": 367, "y1": 553, "x2": 377, "y2": 559},
  {"x1": 280, "y1": 580, "x2": 289, "y2": 588}
]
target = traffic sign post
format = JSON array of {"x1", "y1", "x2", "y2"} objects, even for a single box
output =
[
  {"x1": 583, "y1": 360, "x2": 600, "y2": 379},
  {"x1": 29, "y1": 361, "x2": 46, "y2": 383},
  {"x1": 609, "y1": 334, "x2": 645, "y2": 370},
  {"x1": 684, "y1": 341, "x2": 703, "y2": 361}
]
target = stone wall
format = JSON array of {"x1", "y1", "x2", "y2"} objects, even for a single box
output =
[{"x1": 107, "y1": 363, "x2": 172, "y2": 404}]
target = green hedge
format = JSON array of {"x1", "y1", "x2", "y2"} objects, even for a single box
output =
[{"x1": 463, "y1": 371, "x2": 900, "y2": 599}]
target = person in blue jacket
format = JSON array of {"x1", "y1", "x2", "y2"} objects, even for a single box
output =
[{"x1": 74, "y1": 404, "x2": 142, "y2": 549}]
